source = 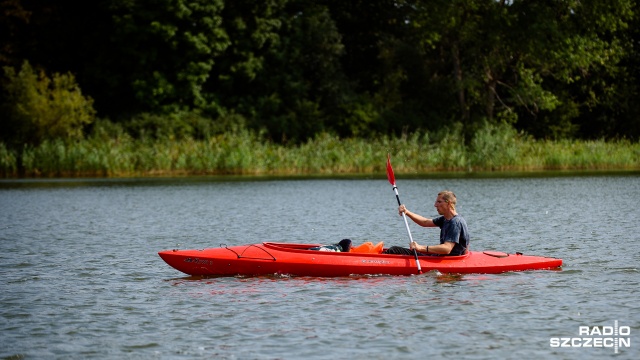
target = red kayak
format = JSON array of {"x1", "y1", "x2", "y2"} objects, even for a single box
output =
[{"x1": 158, "y1": 242, "x2": 562, "y2": 277}]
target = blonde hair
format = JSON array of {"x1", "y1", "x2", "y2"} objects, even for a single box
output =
[{"x1": 438, "y1": 190, "x2": 457, "y2": 210}]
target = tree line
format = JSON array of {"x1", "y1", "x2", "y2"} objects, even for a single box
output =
[{"x1": 1, "y1": 0, "x2": 639, "y2": 147}]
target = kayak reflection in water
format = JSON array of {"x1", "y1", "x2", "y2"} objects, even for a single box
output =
[
  {"x1": 310, "y1": 239, "x2": 353, "y2": 252},
  {"x1": 383, "y1": 190, "x2": 470, "y2": 256}
]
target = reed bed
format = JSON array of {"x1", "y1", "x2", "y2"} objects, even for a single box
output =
[{"x1": 1, "y1": 127, "x2": 639, "y2": 177}]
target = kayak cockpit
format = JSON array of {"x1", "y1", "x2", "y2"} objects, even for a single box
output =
[
  {"x1": 261, "y1": 242, "x2": 471, "y2": 260},
  {"x1": 263, "y1": 242, "x2": 323, "y2": 251}
]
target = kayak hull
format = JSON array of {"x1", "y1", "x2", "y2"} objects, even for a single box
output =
[{"x1": 158, "y1": 242, "x2": 562, "y2": 277}]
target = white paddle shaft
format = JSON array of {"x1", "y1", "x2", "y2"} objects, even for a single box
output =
[{"x1": 393, "y1": 185, "x2": 421, "y2": 273}]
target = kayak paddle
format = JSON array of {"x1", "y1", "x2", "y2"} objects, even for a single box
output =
[{"x1": 386, "y1": 153, "x2": 422, "y2": 274}]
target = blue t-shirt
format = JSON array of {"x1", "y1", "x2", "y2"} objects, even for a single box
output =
[{"x1": 432, "y1": 215, "x2": 470, "y2": 255}]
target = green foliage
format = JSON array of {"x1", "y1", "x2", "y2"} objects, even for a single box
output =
[
  {"x1": 0, "y1": 61, "x2": 96, "y2": 146},
  {"x1": 339, "y1": 98, "x2": 380, "y2": 138},
  {"x1": 399, "y1": 0, "x2": 635, "y2": 139},
  {"x1": 428, "y1": 124, "x2": 468, "y2": 170},
  {"x1": 2, "y1": 0, "x2": 639, "y2": 142},
  {"x1": 0, "y1": 121, "x2": 638, "y2": 177},
  {"x1": 122, "y1": 111, "x2": 210, "y2": 140},
  {"x1": 219, "y1": 1, "x2": 350, "y2": 142},
  {"x1": 0, "y1": 142, "x2": 17, "y2": 175},
  {"x1": 469, "y1": 121, "x2": 525, "y2": 170},
  {"x1": 109, "y1": 0, "x2": 229, "y2": 113}
]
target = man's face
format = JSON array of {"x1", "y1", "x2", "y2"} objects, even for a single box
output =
[{"x1": 434, "y1": 195, "x2": 448, "y2": 215}]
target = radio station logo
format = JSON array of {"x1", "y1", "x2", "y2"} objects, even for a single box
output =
[{"x1": 550, "y1": 320, "x2": 631, "y2": 354}]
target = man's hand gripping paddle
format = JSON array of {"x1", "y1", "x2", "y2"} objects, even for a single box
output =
[{"x1": 386, "y1": 154, "x2": 422, "y2": 274}]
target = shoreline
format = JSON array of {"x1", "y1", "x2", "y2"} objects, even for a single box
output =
[{"x1": 1, "y1": 168, "x2": 638, "y2": 182}]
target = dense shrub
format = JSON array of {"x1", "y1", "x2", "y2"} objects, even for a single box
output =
[{"x1": 0, "y1": 61, "x2": 96, "y2": 146}]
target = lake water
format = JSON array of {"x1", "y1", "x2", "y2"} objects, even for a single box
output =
[{"x1": 0, "y1": 174, "x2": 638, "y2": 359}]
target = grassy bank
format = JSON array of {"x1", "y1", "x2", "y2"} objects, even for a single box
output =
[{"x1": 1, "y1": 125, "x2": 639, "y2": 177}]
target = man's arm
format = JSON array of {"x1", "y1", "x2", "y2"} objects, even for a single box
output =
[
  {"x1": 411, "y1": 241, "x2": 455, "y2": 255},
  {"x1": 399, "y1": 205, "x2": 436, "y2": 227}
]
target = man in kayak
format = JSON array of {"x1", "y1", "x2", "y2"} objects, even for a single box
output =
[{"x1": 383, "y1": 190, "x2": 469, "y2": 256}]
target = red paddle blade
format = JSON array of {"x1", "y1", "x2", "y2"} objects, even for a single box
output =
[{"x1": 386, "y1": 153, "x2": 395, "y2": 185}]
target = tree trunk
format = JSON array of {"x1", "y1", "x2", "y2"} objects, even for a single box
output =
[
  {"x1": 451, "y1": 42, "x2": 469, "y2": 122},
  {"x1": 485, "y1": 64, "x2": 496, "y2": 120}
]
